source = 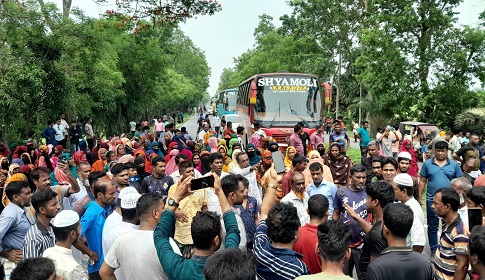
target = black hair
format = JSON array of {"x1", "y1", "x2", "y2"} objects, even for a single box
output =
[
  {"x1": 291, "y1": 154, "x2": 308, "y2": 167},
  {"x1": 236, "y1": 151, "x2": 248, "y2": 163},
  {"x1": 309, "y1": 162, "x2": 323, "y2": 172},
  {"x1": 308, "y1": 194, "x2": 329, "y2": 219},
  {"x1": 11, "y1": 257, "x2": 56, "y2": 280},
  {"x1": 106, "y1": 150, "x2": 115, "y2": 161},
  {"x1": 227, "y1": 121, "x2": 232, "y2": 127},
  {"x1": 93, "y1": 179, "x2": 110, "y2": 199},
  {"x1": 151, "y1": 156, "x2": 166, "y2": 166},
  {"x1": 124, "y1": 162, "x2": 138, "y2": 170},
  {"x1": 267, "y1": 203, "x2": 300, "y2": 243},
  {"x1": 236, "y1": 126, "x2": 245, "y2": 134},
  {"x1": 350, "y1": 164, "x2": 367, "y2": 175},
  {"x1": 435, "y1": 188, "x2": 460, "y2": 211},
  {"x1": 52, "y1": 221, "x2": 80, "y2": 242},
  {"x1": 232, "y1": 142, "x2": 241, "y2": 150},
  {"x1": 452, "y1": 127, "x2": 463, "y2": 135},
  {"x1": 366, "y1": 181, "x2": 395, "y2": 209},
  {"x1": 88, "y1": 171, "x2": 107, "y2": 189},
  {"x1": 121, "y1": 207, "x2": 138, "y2": 221},
  {"x1": 333, "y1": 120, "x2": 340, "y2": 125},
  {"x1": 382, "y1": 157, "x2": 398, "y2": 170},
  {"x1": 204, "y1": 248, "x2": 256, "y2": 280},
  {"x1": 467, "y1": 187, "x2": 485, "y2": 206},
  {"x1": 253, "y1": 122, "x2": 261, "y2": 129},
  {"x1": 317, "y1": 220, "x2": 352, "y2": 262},
  {"x1": 396, "y1": 183, "x2": 414, "y2": 197},
  {"x1": 136, "y1": 193, "x2": 163, "y2": 217},
  {"x1": 181, "y1": 127, "x2": 187, "y2": 133},
  {"x1": 242, "y1": 177, "x2": 249, "y2": 187},
  {"x1": 178, "y1": 161, "x2": 194, "y2": 173},
  {"x1": 209, "y1": 152, "x2": 224, "y2": 164},
  {"x1": 31, "y1": 189, "x2": 57, "y2": 213},
  {"x1": 221, "y1": 174, "x2": 244, "y2": 198},
  {"x1": 110, "y1": 163, "x2": 129, "y2": 176},
  {"x1": 397, "y1": 157, "x2": 410, "y2": 163},
  {"x1": 5, "y1": 181, "x2": 30, "y2": 201},
  {"x1": 363, "y1": 121, "x2": 369, "y2": 125},
  {"x1": 294, "y1": 124, "x2": 302, "y2": 132},
  {"x1": 192, "y1": 211, "x2": 222, "y2": 250},
  {"x1": 371, "y1": 156, "x2": 383, "y2": 167},
  {"x1": 30, "y1": 167, "x2": 51, "y2": 182},
  {"x1": 469, "y1": 226, "x2": 485, "y2": 265},
  {"x1": 175, "y1": 153, "x2": 188, "y2": 164},
  {"x1": 435, "y1": 140, "x2": 449, "y2": 150},
  {"x1": 28, "y1": 130, "x2": 35, "y2": 138},
  {"x1": 383, "y1": 203, "x2": 414, "y2": 239}
]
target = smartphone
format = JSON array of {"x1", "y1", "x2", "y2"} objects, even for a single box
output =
[
  {"x1": 468, "y1": 207, "x2": 483, "y2": 231},
  {"x1": 60, "y1": 154, "x2": 69, "y2": 163},
  {"x1": 191, "y1": 174, "x2": 215, "y2": 191},
  {"x1": 272, "y1": 150, "x2": 286, "y2": 174}
]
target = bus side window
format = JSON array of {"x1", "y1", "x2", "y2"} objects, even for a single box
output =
[{"x1": 256, "y1": 89, "x2": 265, "y2": 112}]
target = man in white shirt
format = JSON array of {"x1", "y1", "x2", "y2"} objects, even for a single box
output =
[
  {"x1": 169, "y1": 153, "x2": 202, "y2": 184},
  {"x1": 391, "y1": 173, "x2": 426, "y2": 253},
  {"x1": 59, "y1": 113, "x2": 69, "y2": 146},
  {"x1": 213, "y1": 112, "x2": 221, "y2": 138},
  {"x1": 53, "y1": 119, "x2": 66, "y2": 147},
  {"x1": 197, "y1": 123, "x2": 210, "y2": 143},
  {"x1": 281, "y1": 172, "x2": 310, "y2": 226},
  {"x1": 66, "y1": 162, "x2": 90, "y2": 211},
  {"x1": 100, "y1": 193, "x2": 181, "y2": 280},
  {"x1": 102, "y1": 192, "x2": 140, "y2": 256},
  {"x1": 43, "y1": 210, "x2": 88, "y2": 280},
  {"x1": 230, "y1": 152, "x2": 262, "y2": 206},
  {"x1": 129, "y1": 120, "x2": 137, "y2": 137}
]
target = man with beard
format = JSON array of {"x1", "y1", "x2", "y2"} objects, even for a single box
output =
[
  {"x1": 281, "y1": 172, "x2": 310, "y2": 226},
  {"x1": 0, "y1": 181, "x2": 32, "y2": 278},
  {"x1": 368, "y1": 157, "x2": 384, "y2": 184},
  {"x1": 23, "y1": 189, "x2": 61, "y2": 259},
  {"x1": 381, "y1": 157, "x2": 398, "y2": 182},
  {"x1": 307, "y1": 162, "x2": 337, "y2": 218},
  {"x1": 43, "y1": 210, "x2": 88, "y2": 280},
  {"x1": 363, "y1": 141, "x2": 384, "y2": 185},
  {"x1": 282, "y1": 154, "x2": 308, "y2": 196},
  {"x1": 397, "y1": 151, "x2": 420, "y2": 201},
  {"x1": 454, "y1": 133, "x2": 481, "y2": 184},
  {"x1": 332, "y1": 165, "x2": 371, "y2": 278}
]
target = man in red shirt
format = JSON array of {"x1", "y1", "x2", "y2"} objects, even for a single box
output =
[{"x1": 293, "y1": 194, "x2": 329, "y2": 274}]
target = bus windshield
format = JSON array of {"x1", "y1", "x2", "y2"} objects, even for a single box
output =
[
  {"x1": 226, "y1": 91, "x2": 237, "y2": 112},
  {"x1": 254, "y1": 76, "x2": 321, "y2": 126}
]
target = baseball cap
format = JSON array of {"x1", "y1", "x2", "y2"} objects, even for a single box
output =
[{"x1": 393, "y1": 173, "x2": 414, "y2": 187}]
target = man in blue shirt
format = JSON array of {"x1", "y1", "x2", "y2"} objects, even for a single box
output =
[
  {"x1": 0, "y1": 181, "x2": 32, "y2": 278},
  {"x1": 329, "y1": 121, "x2": 350, "y2": 152},
  {"x1": 356, "y1": 121, "x2": 371, "y2": 164},
  {"x1": 307, "y1": 162, "x2": 337, "y2": 218},
  {"x1": 418, "y1": 140, "x2": 463, "y2": 256},
  {"x1": 81, "y1": 178, "x2": 117, "y2": 279}
]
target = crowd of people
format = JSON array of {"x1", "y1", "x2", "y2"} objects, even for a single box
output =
[{"x1": 0, "y1": 112, "x2": 485, "y2": 280}]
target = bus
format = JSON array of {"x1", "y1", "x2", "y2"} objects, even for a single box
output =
[
  {"x1": 216, "y1": 88, "x2": 238, "y2": 116},
  {"x1": 236, "y1": 73, "x2": 323, "y2": 149}
]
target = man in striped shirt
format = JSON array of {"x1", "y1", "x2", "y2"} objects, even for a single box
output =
[
  {"x1": 432, "y1": 188, "x2": 469, "y2": 280},
  {"x1": 23, "y1": 189, "x2": 60, "y2": 259}
]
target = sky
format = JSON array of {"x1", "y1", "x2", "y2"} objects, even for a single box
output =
[{"x1": 53, "y1": 0, "x2": 484, "y2": 96}]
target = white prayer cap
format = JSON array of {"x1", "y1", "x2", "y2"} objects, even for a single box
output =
[
  {"x1": 119, "y1": 187, "x2": 139, "y2": 200},
  {"x1": 52, "y1": 210, "x2": 79, "y2": 227},
  {"x1": 120, "y1": 193, "x2": 142, "y2": 209},
  {"x1": 393, "y1": 173, "x2": 414, "y2": 187},
  {"x1": 397, "y1": 151, "x2": 412, "y2": 160}
]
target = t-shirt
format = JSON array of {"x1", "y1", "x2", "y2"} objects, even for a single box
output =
[
  {"x1": 419, "y1": 159, "x2": 463, "y2": 201},
  {"x1": 333, "y1": 186, "x2": 369, "y2": 247},
  {"x1": 367, "y1": 248, "x2": 434, "y2": 280},
  {"x1": 380, "y1": 137, "x2": 394, "y2": 157},
  {"x1": 104, "y1": 230, "x2": 181, "y2": 280},
  {"x1": 154, "y1": 121, "x2": 165, "y2": 132},
  {"x1": 358, "y1": 220, "x2": 388, "y2": 280},
  {"x1": 129, "y1": 121, "x2": 136, "y2": 132},
  {"x1": 84, "y1": 123, "x2": 94, "y2": 139},
  {"x1": 289, "y1": 133, "x2": 304, "y2": 155},
  {"x1": 293, "y1": 224, "x2": 321, "y2": 274},
  {"x1": 212, "y1": 116, "x2": 221, "y2": 127},
  {"x1": 358, "y1": 127, "x2": 370, "y2": 147},
  {"x1": 295, "y1": 272, "x2": 352, "y2": 280},
  {"x1": 234, "y1": 196, "x2": 258, "y2": 243},
  {"x1": 140, "y1": 175, "x2": 174, "y2": 199},
  {"x1": 53, "y1": 124, "x2": 66, "y2": 141}
]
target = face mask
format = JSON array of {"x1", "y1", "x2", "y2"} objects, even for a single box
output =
[{"x1": 247, "y1": 151, "x2": 255, "y2": 156}]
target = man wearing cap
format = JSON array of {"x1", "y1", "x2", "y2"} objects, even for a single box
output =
[
  {"x1": 43, "y1": 210, "x2": 88, "y2": 280},
  {"x1": 23, "y1": 189, "x2": 60, "y2": 259},
  {"x1": 81, "y1": 178, "x2": 117, "y2": 279},
  {"x1": 397, "y1": 151, "x2": 420, "y2": 200},
  {"x1": 102, "y1": 191, "x2": 140, "y2": 256},
  {"x1": 391, "y1": 173, "x2": 426, "y2": 253}
]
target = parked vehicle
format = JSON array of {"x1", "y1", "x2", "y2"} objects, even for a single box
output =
[{"x1": 399, "y1": 121, "x2": 440, "y2": 161}]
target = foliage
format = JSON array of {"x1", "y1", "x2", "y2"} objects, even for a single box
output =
[{"x1": 0, "y1": 1, "x2": 214, "y2": 142}]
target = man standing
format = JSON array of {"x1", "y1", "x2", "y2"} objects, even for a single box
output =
[
  {"x1": 389, "y1": 124, "x2": 402, "y2": 158},
  {"x1": 289, "y1": 124, "x2": 305, "y2": 155},
  {"x1": 81, "y1": 178, "x2": 117, "y2": 279},
  {"x1": 353, "y1": 120, "x2": 360, "y2": 143},
  {"x1": 344, "y1": 181, "x2": 395, "y2": 280},
  {"x1": 332, "y1": 165, "x2": 370, "y2": 277},
  {"x1": 197, "y1": 123, "x2": 210, "y2": 144},
  {"x1": 419, "y1": 141, "x2": 463, "y2": 257},
  {"x1": 310, "y1": 123, "x2": 325, "y2": 150},
  {"x1": 281, "y1": 154, "x2": 308, "y2": 197},
  {"x1": 449, "y1": 127, "x2": 463, "y2": 154},
  {"x1": 293, "y1": 194, "x2": 329, "y2": 274},
  {"x1": 101, "y1": 193, "x2": 180, "y2": 280},
  {"x1": 111, "y1": 163, "x2": 130, "y2": 194},
  {"x1": 378, "y1": 127, "x2": 398, "y2": 158},
  {"x1": 41, "y1": 120, "x2": 57, "y2": 146},
  {"x1": 85, "y1": 118, "x2": 96, "y2": 152},
  {"x1": 53, "y1": 118, "x2": 67, "y2": 147},
  {"x1": 140, "y1": 156, "x2": 174, "y2": 199},
  {"x1": 356, "y1": 121, "x2": 371, "y2": 164},
  {"x1": 432, "y1": 188, "x2": 469, "y2": 280},
  {"x1": 362, "y1": 142, "x2": 384, "y2": 184},
  {"x1": 307, "y1": 162, "x2": 337, "y2": 218},
  {"x1": 367, "y1": 203, "x2": 433, "y2": 280},
  {"x1": 281, "y1": 172, "x2": 310, "y2": 226},
  {"x1": 329, "y1": 120, "x2": 350, "y2": 152},
  {"x1": 231, "y1": 152, "x2": 262, "y2": 206},
  {"x1": 69, "y1": 120, "x2": 82, "y2": 152},
  {"x1": 23, "y1": 189, "x2": 60, "y2": 259},
  {"x1": 213, "y1": 112, "x2": 221, "y2": 137},
  {"x1": 453, "y1": 133, "x2": 481, "y2": 184},
  {"x1": 153, "y1": 117, "x2": 165, "y2": 142},
  {"x1": 391, "y1": 174, "x2": 426, "y2": 253},
  {"x1": 166, "y1": 161, "x2": 208, "y2": 258},
  {"x1": 397, "y1": 151, "x2": 420, "y2": 200},
  {"x1": 253, "y1": 122, "x2": 267, "y2": 139},
  {"x1": 129, "y1": 120, "x2": 137, "y2": 137},
  {"x1": 0, "y1": 181, "x2": 32, "y2": 278},
  {"x1": 43, "y1": 210, "x2": 88, "y2": 280}
]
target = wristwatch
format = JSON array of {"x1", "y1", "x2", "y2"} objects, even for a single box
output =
[{"x1": 167, "y1": 198, "x2": 179, "y2": 208}]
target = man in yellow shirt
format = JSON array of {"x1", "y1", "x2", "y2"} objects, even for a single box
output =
[{"x1": 166, "y1": 161, "x2": 208, "y2": 258}]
